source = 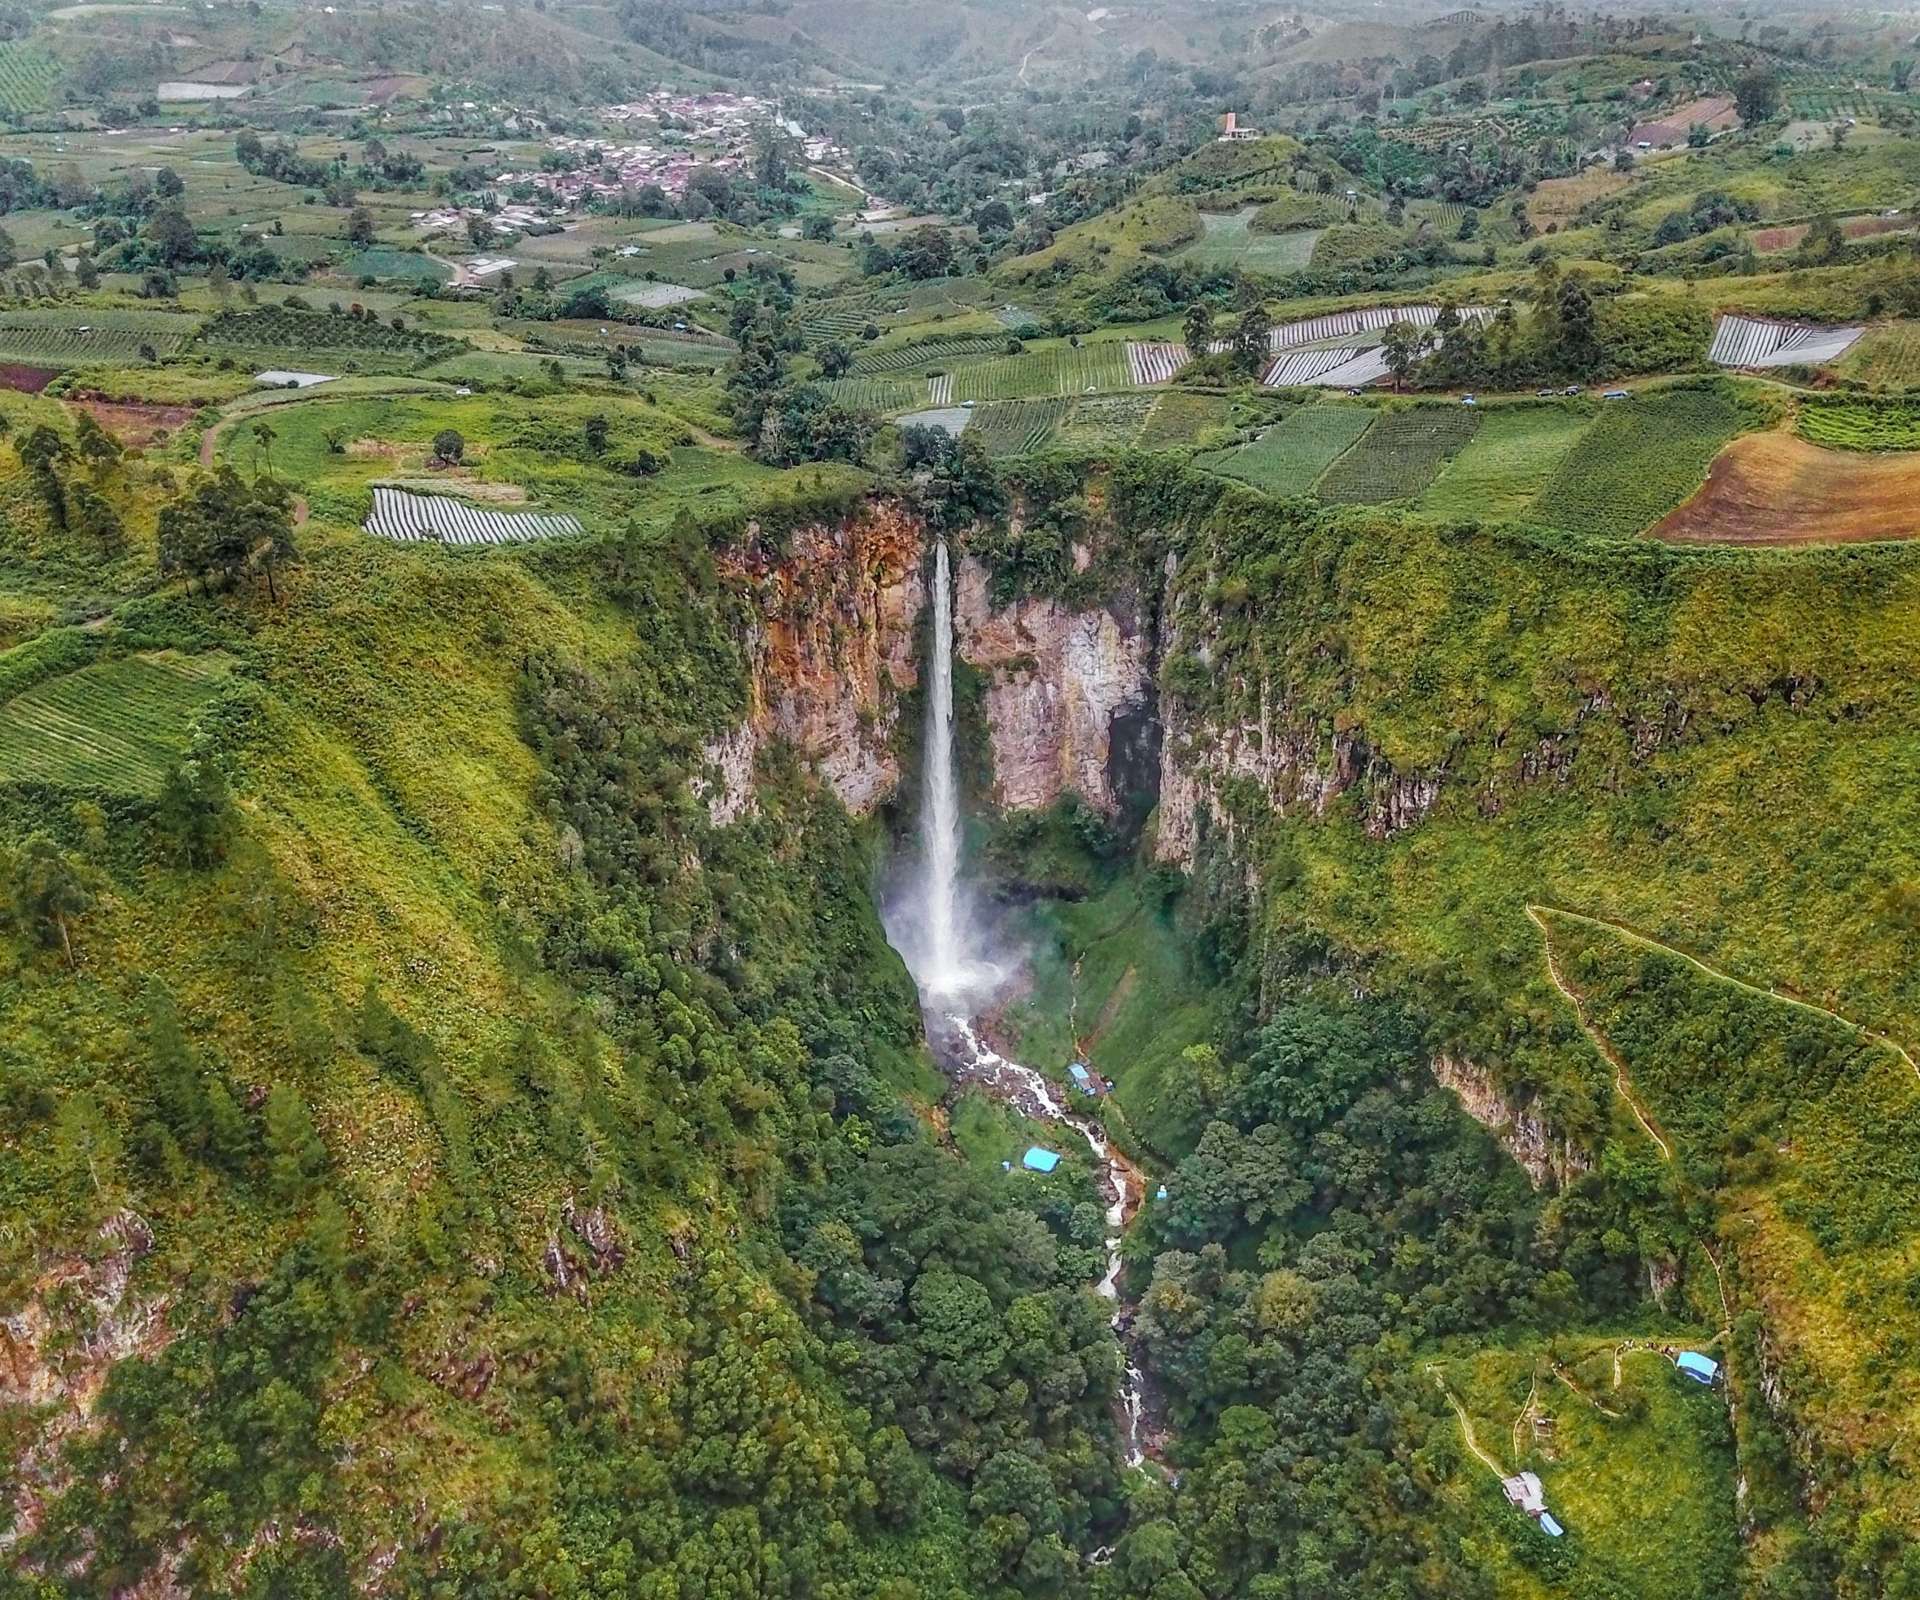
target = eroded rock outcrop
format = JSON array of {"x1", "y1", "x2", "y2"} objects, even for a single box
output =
[
  {"x1": 953, "y1": 554, "x2": 1154, "y2": 815},
  {"x1": 1431, "y1": 1055, "x2": 1590, "y2": 1190},
  {"x1": 707, "y1": 502, "x2": 926, "y2": 819}
]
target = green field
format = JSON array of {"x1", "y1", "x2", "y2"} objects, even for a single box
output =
[
  {"x1": 0, "y1": 325, "x2": 191, "y2": 365},
  {"x1": 1174, "y1": 207, "x2": 1324, "y2": 273},
  {"x1": 1528, "y1": 386, "x2": 1747, "y2": 537},
  {"x1": 1838, "y1": 322, "x2": 1920, "y2": 389},
  {"x1": 1056, "y1": 392, "x2": 1156, "y2": 449},
  {"x1": 1419, "y1": 404, "x2": 1595, "y2": 520},
  {"x1": 1200, "y1": 403, "x2": 1374, "y2": 494},
  {"x1": 1316, "y1": 404, "x2": 1480, "y2": 504},
  {"x1": 199, "y1": 306, "x2": 459, "y2": 374},
  {"x1": 340, "y1": 248, "x2": 451, "y2": 284},
  {"x1": 966, "y1": 397, "x2": 1070, "y2": 456},
  {"x1": 948, "y1": 342, "x2": 1133, "y2": 402},
  {"x1": 0, "y1": 652, "x2": 232, "y2": 795},
  {"x1": 1136, "y1": 390, "x2": 1235, "y2": 449},
  {"x1": 820, "y1": 375, "x2": 925, "y2": 414},
  {"x1": 1798, "y1": 396, "x2": 1920, "y2": 451},
  {"x1": 0, "y1": 43, "x2": 62, "y2": 114},
  {"x1": 1436, "y1": 1340, "x2": 1738, "y2": 1600},
  {"x1": 854, "y1": 336, "x2": 1008, "y2": 374}
]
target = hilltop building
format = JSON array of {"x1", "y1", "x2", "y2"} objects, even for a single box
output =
[{"x1": 1218, "y1": 111, "x2": 1260, "y2": 142}]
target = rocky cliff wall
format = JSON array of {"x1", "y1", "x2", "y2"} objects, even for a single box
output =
[
  {"x1": 952, "y1": 553, "x2": 1155, "y2": 816},
  {"x1": 701, "y1": 503, "x2": 927, "y2": 821}
]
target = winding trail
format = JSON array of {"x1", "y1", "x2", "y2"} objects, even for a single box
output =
[
  {"x1": 1525, "y1": 904, "x2": 1672, "y2": 1159},
  {"x1": 1428, "y1": 1365, "x2": 1505, "y2": 1479},
  {"x1": 1530, "y1": 903, "x2": 1919, "y2": 1085}
]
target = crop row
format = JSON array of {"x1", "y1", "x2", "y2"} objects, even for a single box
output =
[
  {"x1": 965, "y1": 398, "x2": 1071, "y2": 457},
  {"x1": 0, "y1": 44, "x2": 61, "y2": 114},
  {"x1": 948, "y1": 342, "x2": 1133, "y2": 402},
  {"x1": 1528, "y1": 388, "x2": 1744, "y2": 537},
  {"x1": 202, "y1": 308, "x2": 456, "y2": 359},
  {"x1": 1316, "y1": 406, "x2": 1481, "y2": 504},
  {"x1": 820, "y1": 375, "x2": 923, "y2": 413},
  {"x1": 1201, "y1": 404, "x2": 1369, "y2": 493},
  {"x1": 1798, "y1": 398, "x2": 1920, "y2": 451},
  {"x1": 855, "y1": 337, "x2": 1007, "y2": 374},
  {"x1": 0, "y1": 653, "x2": 231, "y2": 796},
  {"x1": 0, "y1": 325, "x2": 186, "y2": 363}
]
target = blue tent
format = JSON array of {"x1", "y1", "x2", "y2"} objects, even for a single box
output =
[
  {"x1": 1022, "y1": 1147, "x2": 1062, "y2": 1173},
  {"x1": 1676, "y1": 1351, "x2": 1719, "y2": 1385},
  {"x1": 1154, "y1": 1185, "x2": 1169, "y2": 1202},
  {"x1": 1539, "y1": 1513, "x2": 1564, "y2": 1539},
  {"x1": 1068, "y1": 1063, "x2": 1094, "y2": 1091}
]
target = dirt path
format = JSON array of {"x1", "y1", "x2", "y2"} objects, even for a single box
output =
[
  {"x1": 1428, "y1": 1366, "x2": 1505, "y2": 1478},
  {"x1": 1526, "y1": 904, "x2": 1673, "y2": 1159},
  {"x1": 1533, "y1": 902, "x2": 1920, "y2": 1085}
]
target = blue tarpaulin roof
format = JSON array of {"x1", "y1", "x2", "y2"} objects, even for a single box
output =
[
  {"x1": 1539, "y1": 1513, "x2": 1564, "y2": 1538},
  {"x1": 1676, "y1": 1351, "x2": 1719, "y2": 1383},
  {"x1": 1022, "y1": 1147, "x2": 1062, "y2": 1173},
  {"x1": 1068, "y1": 1063, "x2": 1092, "y2": 1083}
]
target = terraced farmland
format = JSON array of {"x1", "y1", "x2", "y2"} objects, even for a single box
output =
[
  {"x1": 0, "y1": 652, "x2": 232, "y2": 795},
  {"x1": 949, "y1": 342, "x2": 1133, "y2": 402},
  {"x1": 1838, "y1": 322, "x2": 1920, "y2": 388},
  {"x1": 1798, "y1": 397, "x2": 1920, "y2": 451},
  {"x1": 1315, "y1": 405, "x2": 1480, "y2": 504},
  {"x1": 0, "y1": 43, "x2": 62, "y2": 114},
  {"x1": 854, "y1": 337, "x2": 1007, "y2": 374},
  {"x1": 1137, "y1": 391, "x2": 1234, "y2": 449},
  {"x1": 966, "y1": 398, "x2": 1071, "y2": 456},
  {"x1": 1057, "y1": 393, "x2": 1156, "y2": 449},
  {"x1": 0, "y1": 321, "x2": 194, "y2": 365},
  {"x1": 1528, "y1": 386, "x2": 1747, "y2": 537},
  {"x1": 1200, "y1": 404, "x2": 1375, "y2": 494},
  {"x1": 1418, "y1": 405, "x2": 1594, "y2": 520},
  {"x1": 201, "y1": 307, "x2": 458, "y2": 372},
  {"x1": 1174, "y1": 207, "x2": 1324, "y2": 273},
  {"x1": 820, "y1": 375, "x2": 924, "y2": 413}
]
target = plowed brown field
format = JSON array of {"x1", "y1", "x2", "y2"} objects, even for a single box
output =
[{"x1": 1651, "y1": 430, "x2": 1920, "y2": 545}]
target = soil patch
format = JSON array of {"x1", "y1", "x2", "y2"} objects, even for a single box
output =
[
  {"x1": 67, "y1": 396, "x2": 196, "y2": 448},
  {"x1": 1652, "y1": 430, "x2": 1920, "y2": 546},
  {"x1": 0, "y1": 364, "x2": 57, "y2": 393}
]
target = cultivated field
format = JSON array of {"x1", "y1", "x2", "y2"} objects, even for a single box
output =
[
  {"x1": 820, "y1": 375, "x2": 923, "y2": 413},
  {"x1": 1200, "y1": 403, "x2": 1371, "y2": 493},
  {"x1": 966, "y1": 397, "x2": 1071, "y2": 456},
  {"x1": 1799, "y1": 398, "x2": 1920, "y2": 451},
  {"x1": 854, "y1": 336, "x2": 1007, "y2": 374},
  {"x1": 1529, "y1": 387, "x2": 1746, "y2": 537},
  {"x1": 1315, "y1": 405, "x2": 1480, "y2": 504},
  {"x1": 1418, "y1": 404, "x2": 1593, "y2": 520},
  {"x1": 0, "y1": 652, "x2": 232, "y2": 795},
  {"x1": 1056, "y1": 392, "x2": 1156, "y2": 448},
  {"x1": 1174, "y1": 207, "x2": 1323, "y2": 273},
  {"x1": 1652, "y1": 431, "x2": 1920, "y2": 545},
  {"x1": 1136, "y1": 391, "x2": 1234, "y2": 449},
  {"x1": 948, "y1": 342, "x2": 1133, "y2": 401},
  {"x1": 1838, "y1": 323, "x2": 1920, "y2": 388}
]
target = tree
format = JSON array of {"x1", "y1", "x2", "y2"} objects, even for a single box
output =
[
  {"x1": 898, "y1": 225, "x2": 954, "y2": 281},
  {"x1": 433, "y1": 428, "x2": 464, "y2": 465},
  {"x1": 157, "y1": 466, "x2": 299, "y2": 598},
  {"x1": 465, "y1": 213, "x2": 494, "y2": 249},
  {"x1": 153, "y1": 759, "x2": 232, "y2": 868},
  {"x1": 251, "y1": 420, "x2": 277, "y2": 479},
  {"x1": 0, "y1": 224, "x2": 16, "y2": 270},
  {"x1": 145, "y1": 205, "x2": 199, "y2": 267},
  {"x1": 1735, "y1": 68, "x2": 1782, "y2": 125},
  {"x1": 264, "y1": 1083, "x2": 328, "y2": 1203},
  {"x1": 346, "y1": 206, "x2": 376, "y2": 247},
  {"x1": 817, "y1": 340, "x2": 853, "y2": 378},
  {"x1": 1183, "y1": 301, "x2": 1214, "y2": 355},
  {"x1": 2, "y1": 832, "x2": 96, "y2": 968},
  {"x1": 73, "y1": 250, "x2": 98, "y2": 290},
  {"x1": 155, "y1": 165, "x2": 184, "y2": 199},
  {"x1": 18, "y1": 424, "x2": 67, "y2": 527},
  {"x1": 584, "y1": 413, "x2": 610, "y2": 455},
  {"x1": 1381, "y1": 319, "x2": 1428, "y2": 391},
  {"x1": 801, "y1": 213, "x2": 835, "y2": 242},
  {"x1": 1232, "y1": 303, "x2": 1271, "y2": 374}
]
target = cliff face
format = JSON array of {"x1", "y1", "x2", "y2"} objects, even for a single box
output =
[
  {"x1": 706, "y1": 509, "x2": 1164, "y2": 824},
  {"x1": 705, "y1": 503, "x2": 927, "y2": 820},
  {"x1": 952, "y1": 553, "x2": 1155, "y2": 816},
  {"x1": 1430, "y1": 1055, "x2": 1591, "y2": 1191}
]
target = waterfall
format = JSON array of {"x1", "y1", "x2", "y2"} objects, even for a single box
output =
[
  {"x1": 921, "y1": 537, "x2": 966, "y2": 997},
  {"x1": 884, "y1": 534, "x2": 1157, "y2": 1480}
]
